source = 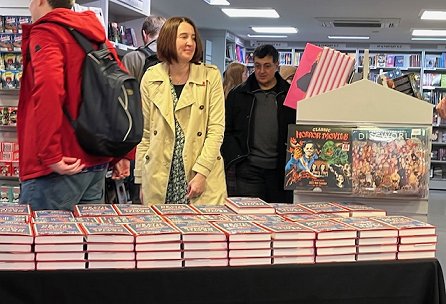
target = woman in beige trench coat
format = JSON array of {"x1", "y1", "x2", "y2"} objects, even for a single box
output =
[{"x1": 134, "y1": 16, "x2": 227, "y2": 205}]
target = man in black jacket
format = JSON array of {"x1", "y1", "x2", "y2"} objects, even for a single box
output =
[{"x1": 221, "y1": 44, "x2": 296, "y2": 203}]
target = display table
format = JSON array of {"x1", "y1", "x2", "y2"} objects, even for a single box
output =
[{"x1": 0, "y1": 259, "x2": 444, "y2": 304}]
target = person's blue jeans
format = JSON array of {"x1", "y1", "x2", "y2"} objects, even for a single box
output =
[{"x1": 19, "y1": 165, "x2": 108, "y2": 211}]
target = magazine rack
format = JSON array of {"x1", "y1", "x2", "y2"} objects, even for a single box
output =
[{"x1": 294, "y1": 79, "x2": 434, "y2": 220}]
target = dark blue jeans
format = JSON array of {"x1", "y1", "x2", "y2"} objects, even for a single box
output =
[{"x1": 20, "y1": 166, "x2": 108, "y2": 211}]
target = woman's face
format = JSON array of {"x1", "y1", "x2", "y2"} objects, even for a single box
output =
[
  {"x1": 176, "y1": 22, "x2": 196, "y2": 63},
  {"x1": 242, "y1": 68, "x2": 249, "y2": 82}
]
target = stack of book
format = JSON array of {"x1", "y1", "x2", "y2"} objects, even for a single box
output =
[
  {"x1": 299, "y1": 202, "x2": 350, "y2": 218},
  {"x1": 335, "y1": 217, "x2": 398, "y2": 261},
  {"x1": 298, "y1": 219, "x2": 357, "y2": 263},
  {"x1": 334, "y1": 202, "x2": 387, "y2": 217},
  {"x1": 81, "y1": 222, "x2": 135, "y2": 269},
  {"x1": 0, "y1": 204, "x2": 34, "y2": 270},
  {"x1": 224, "y1": 197, "x2": 275, "y2": 214},
  {"x1": 127, "y1": 219, "x2": 182, "y2": 269},
  {"x1": 373, "y1": 216, "x2": 437, "y2": 260},
  {"x1": 172, "y1": 220, "x2": 228, "y2": 267},
  {"x1": 34, "y1": 221, "x2": 86, "y2": 270},
  {"x1": 257, "y1": 221, "x2": 316, "y2": 264},
  {"x1": 213, "y1": 221, "x2": 271, "y2": 266}
]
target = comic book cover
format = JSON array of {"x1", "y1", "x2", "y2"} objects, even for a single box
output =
[
  {"x1": 351, "y1": 126, "x2": 430, "y2": 198},
  {"x1": 284, "y1": 124, "x2": 353, "y2": 193}
]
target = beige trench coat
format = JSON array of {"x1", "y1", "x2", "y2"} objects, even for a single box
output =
[{"x1": 134, "y1": 62, "x2": 227, "y2": 205}]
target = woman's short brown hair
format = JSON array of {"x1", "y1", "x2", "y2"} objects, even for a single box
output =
[{"x1": 157, "y1": 17, "x2": 203, "y2": 64}]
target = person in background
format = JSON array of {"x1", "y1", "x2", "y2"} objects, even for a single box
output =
[
  {"x1": 221, "y1": 44, "x2": 296, "y2": 203},
  {"x1": 279, "y1": 65, "x2": 297, "y2": 84},
  {"x1": 134, "y1": 16, "x2": 227, "y2": 205},
  {"x1": 436, "y1": 97, "x2": 446, "y2": 119},
  {"x1": 19, "y1": 0, "x2": 129, "y2": 210},
  {"x1": 122, "y1": 15, "x2": 166, "y2": 83},
  {"x1": 223, "y1": 62, "x2": 248, "y2": 99},
  {"x1": 122, "y1": 15, "x2": 165, "y2": 204}
]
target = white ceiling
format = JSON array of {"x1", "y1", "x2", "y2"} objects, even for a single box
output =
[{"x1": 150, "y1": 0, "x2": 446, "y2": 45}]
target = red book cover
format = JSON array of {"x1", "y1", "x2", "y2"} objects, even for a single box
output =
[
  {"x1": 171, "y1": 221, "x2": 227, "y2": 242},
  {"x1": 372, "y1": 216, "x2": 435, "y2": 236},
  {"x1": 81, "y1": 223, "x2": 134, "y2": 243},
  {"x1": 112, "y1": 204, "x2": 156, "y2": 216},
  {"x1": 0, "y1": 203, "x2": 31, "y2": 216},
  {"x1": 74, "y1": 204, "x2": 118, "y2": 217},
  {"x1": 0, "y1": 223, "x2": 33, "y2": 244},
  {"x1": 213, "y1": 221, "x2": 271, "y2": 242},
  {"x1": 126, "y1": 221, "x2": 181, "y2": 243},
  {"x1": 224, "y1": 197, "x2": 275, "y2": 214},
  {"x1": 33, "y1": 222, "x2": 85, "y2": 244},
  {"x1": 151, "y1": 204, "x2": 198, "y2": 216},
  {"x1": 334, "y1": 217, "x2": 398, "y2": 238},
  {"x1": 283, "y1": 43, "x2": 322, "y2": 109}
]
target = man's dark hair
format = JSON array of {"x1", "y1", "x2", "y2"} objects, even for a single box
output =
[
  {"x1": 253, "y1": 44, "x2": 279, "y2": 63},
  {"x1": 48, "y1": 0, "x2": 73, "y2": 9},
  {"x1": 142, "y1": 16, "x2": 166, "y2": 39}
]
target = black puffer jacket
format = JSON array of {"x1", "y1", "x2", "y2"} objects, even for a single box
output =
[{"x1": 221, "y1": 72, "x2": 296, "y2": 176}]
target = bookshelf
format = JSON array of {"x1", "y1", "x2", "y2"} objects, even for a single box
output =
[
  {"x1": 422, "y1": 51, "x2": 446, "y2": 105},
  {"x1": 294, "y1": 79, "x2": 433, "y2": 220}
]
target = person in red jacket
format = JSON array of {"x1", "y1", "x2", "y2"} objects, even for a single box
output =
[{"x1": 18, "y1": 0, "x2": 130, "y2": 210}]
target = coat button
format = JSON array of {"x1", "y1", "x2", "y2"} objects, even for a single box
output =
[
  {"x1": 197, "y1": 132, "x2": 202, "y2": 136},
  {"x1": 199, "y1": 105, "x2": 204, "y2": 110},
  {"x1": 217, "y1": 156, "x2": 221, "y2": 160},
  {"x1": 154, "y1": 130, "x2": 157, "y2": 135},
  {"x1": 145, "y1": 155, "x2": 149, "y2": 160}
]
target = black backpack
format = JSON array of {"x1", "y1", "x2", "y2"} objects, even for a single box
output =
[
  {"x1": 137, "y1": 42, "x2": 161, "y2": 73},
  {"x1": 60, "y1": 26, "x2": 143, "y2": 157}
]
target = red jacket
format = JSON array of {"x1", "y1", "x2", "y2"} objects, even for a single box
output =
[{"x1": 19, "y1": 9, "x2": 128, "y2": 181}]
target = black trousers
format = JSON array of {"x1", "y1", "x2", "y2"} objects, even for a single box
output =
[{"x1": 234, "y1": 160, "x2": 293, "y2": 203}]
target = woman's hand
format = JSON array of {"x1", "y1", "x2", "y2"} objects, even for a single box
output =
[{"x1": 187, "y1": 172, "x2": 206, "y2": 200}]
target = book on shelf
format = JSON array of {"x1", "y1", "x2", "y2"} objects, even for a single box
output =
[
  {"x1": 136, "y1": 250, "x2": 182, "y2": 260},
  {"x1": 334, "y1": 217, "x2": 398, "y2": 238},
  {"x1": 272, "y1": 247, "x2": 314, "y2": 256},
  {"x1": 35, "y1": 243, "x2": 85, "y2": 252},
  {"x1": 372, "y1": 216, "x2": 435, "y2": 236},
  {"x1": 135, "y1": 242, "x2": 182, "y2": 252},
  {"x1": 0, "y1": 223, "x2": 33, "y2": 244},
  {"x1": 73, "y1": 204, "x2": 118, "y2": 217},
  {"x1": 213, "y1": 221, "x2": 271, "y2": 242},
  {"x1": 298, "y1": 202, "x2": 350, "y2": 217},
  {"x1": 351, "y1": 126, "x2": 430, "y2": 198},
  {"x1": 171, "y1": 221, "x2": 227, "y2": 242},
  {"x1": 126, "y1": 221, "x2": 181, "y2": 243},
  {"x1": 273, "y1": 255, "x2": 314, "y2": 264},
  {"x1": 112, "y1": 204, "x2": 156, "y2": 216},
  {"x1": 316, "y1": 246, "x2": 356, "y2": 256},
  {"x1": 88, "y1": 260, "x2": 135, "y2": 269},
  {"x1": 284, "y1": 124, "x2": 353, "y2": 193},
  {"x1": 0, "y1": 252, "x2": 34, "y2": 261},
  {"x1": 151, "y1": 204, "x2": 198, "y2": 216},
  {"x1": 33, "y1": 222, "x2": 85, "y2": 244},
  {"x1": 35, "y1": 252, "x2": 86, "y2": 262},
  {"x1": 183, "y1": 250, "x2": 227, "y2": 259},
  {"x1": 399, "y1": 235, "x2": 437, "y2": 244},
  {"x1": 315, "y1": 254, "x2": 356, "y2": 263},
  {"x1": 0, "y1": 261, "x2": 35, "y2": 270},
  {"x1": 256, "y1": 221, "x2": 316, "y2": 240},
  {"x1": 81, "y1": 223, "x2": 134, "y2": 243},
  {"x1": 333, "y1": 202, "x2": 387, "y2": 217},
  {"x1": 229, "y1": 257, "x2": 271, "y2": 266},
  {"x1": 36, "y1": 261, "x2": 86, "y2": 270},
  {"x1": 87, "y1": 251, "x2": 135, "y2": 261},
  {"x1": 398, "y1": 243, "x2": 436, "y2": 251},
  {"x1": 298, "y1": 219, "x2": 357, "y2": 239},
  {"x1": 397, "y1": 250, "x2": 436, "y2": 260},
  {"x1": 357, "y1": 244, "x2": 398, "y2": 253},
  {"x1": 283, "y1": 43, "x2": 322, "y2": 109},
  {"x1": 356, "y1": 252, "x2": 396, "y2": 261},
  {"x1": 184, "y1": 258, "x2": 228, "y2": 268},
  {"x1": 357, "y1": 236, "x2": 398, "y2": 245},
  {"x1": 224, "y1": 197, "x2": 275, "y2": 214},
  {"x1": 137, "y1": 259, "x2": 183, "y2": 269}
]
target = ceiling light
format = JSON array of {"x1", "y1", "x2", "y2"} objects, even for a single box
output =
[
  {"x1": 420, "y1": 10, "x2": 446, "y2": 20},
  {"x1": 412, "y1": 29, "x2": 446, "y2": 36},
  {"x1": 222, "y1": 8, "x2": 279, "y2": 18},
  {"x1": 203, "y1": 0, "x2": 230, "y2": 5},
  {"x1": 247, "y1": 34, "x2": 288, "y2": 38},
  {"x1": 328, "y1": 35, "x2": 370, "y2": 40},
  {"x1": 412, "y1": 37, "x2": 446, "y2": 41},
  {"x1": 251, "y1": 27, "x2": 298, "y2": 34}
]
